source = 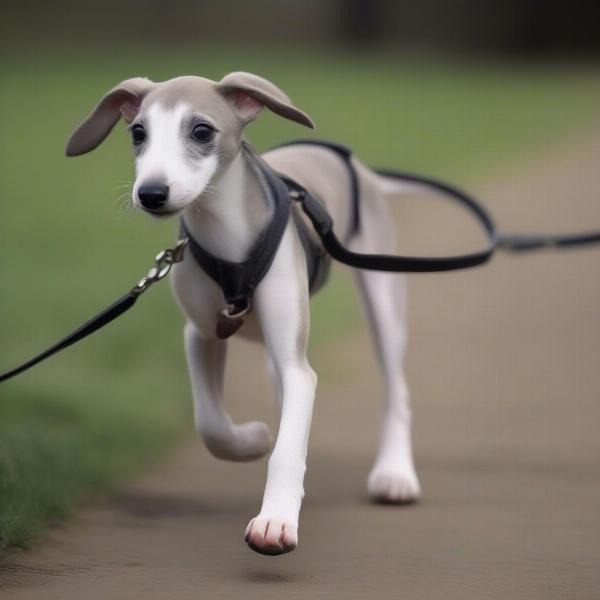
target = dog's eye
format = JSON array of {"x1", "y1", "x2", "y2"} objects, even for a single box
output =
[
  {"x1": 131, "y1": 124, "x2": 147, "y2": 145},
  {"x1": 191, "y1": 124, "x2": 215, "y2": 143}
]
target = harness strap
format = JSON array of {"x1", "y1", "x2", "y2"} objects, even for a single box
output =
[
  {"x1": 291, "y1": 207, "x2": 331, "y2": 291},
  {"x1": 275, "y1": 139, "x2": 361, "y2": 236},
  {"x1": 181, "y1": 153, "x2": 291, "y2": 319}
]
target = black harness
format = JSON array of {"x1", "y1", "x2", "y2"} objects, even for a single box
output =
[
  {"x1": 180, "y1": 141, "x2": 360, "y2": 338},
  {"x1": 278, "y1": 139, "x2": 361, "y2": 235},
  {"x1": 2, "y1": 139, "x2": 599, "y2": 382},
  {"x1": 180, "y1": 154, "x2": 293, "y2": 338}
]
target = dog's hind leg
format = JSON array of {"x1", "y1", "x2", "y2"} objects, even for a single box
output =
[
  {"x1": 184, "y1": 322, "x2": 272, "y2": 461},
  {"x1": 350, "y1": 191, "x2": 421, "y2": 504}
]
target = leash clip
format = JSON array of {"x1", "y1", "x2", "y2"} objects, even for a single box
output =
[{"x1": 133, "y1": 237, "x2": 189, "y2": 295}]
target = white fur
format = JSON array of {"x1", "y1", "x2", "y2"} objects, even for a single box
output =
[
  {"x1": 132, "y1": 103, "x2": 218, "y2": 212},
  {"x1": 181, "y1": 152, "x2": 260, "y2": 262},
  {"x1": 130, "y1": 100, "x2": 419, "y2": 556}
]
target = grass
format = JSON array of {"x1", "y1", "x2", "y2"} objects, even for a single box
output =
[{"x1": 1, "y1": 43, "x2": 600, "y2": 552}]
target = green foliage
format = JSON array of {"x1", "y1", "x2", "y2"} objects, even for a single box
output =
[{"x1": 1, "y1": 45, "x2": 599, "y2": 552}]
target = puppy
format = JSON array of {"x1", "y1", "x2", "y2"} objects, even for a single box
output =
[{"x1": 66, "y1": 72, "x2": 420, "y2": 555}]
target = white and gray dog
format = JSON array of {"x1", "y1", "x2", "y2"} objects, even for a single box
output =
[{"x1": 66, "y1": 72, "x2": 420, "y2": 555}]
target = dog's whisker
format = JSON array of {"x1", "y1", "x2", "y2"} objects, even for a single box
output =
[
  {"x1": 115, "y1": 197, "x2": 135, "y2": 219},
  {"x1": 113, "y1": 186, "x2": 132, "y2": 195},
  {"x1": 113, "y1": 188, "x2": 133, "y2": 206}
]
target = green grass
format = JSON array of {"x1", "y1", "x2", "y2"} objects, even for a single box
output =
[{"x1": 1, "y1": 44, "x2": 600, "y2": 552}]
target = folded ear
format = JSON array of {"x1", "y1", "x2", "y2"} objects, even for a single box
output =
[
  {"x1": 65, "y1": 77, "x2": 155, "y2": 156},
  {"x1": 216, "y1": 71, "x2": 315, "y2": 129}
]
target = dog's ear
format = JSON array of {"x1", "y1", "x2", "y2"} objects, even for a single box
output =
[
  {"x1": 216, "y1": 72, "x2": 315, "y2": 129},
  {"x1": 65, "y1": 78, "x2": 155, "y2": 156}
]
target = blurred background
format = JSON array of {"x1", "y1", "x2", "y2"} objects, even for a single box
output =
[
  {"x1": 1, "y1": 0, "x2": 599, "y2": 555},
  {"x1": 4, "y1": 0, "x2": 600, "y2": 55}
]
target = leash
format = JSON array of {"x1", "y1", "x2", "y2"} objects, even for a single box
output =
[
  {"x1": 0, "y1": 239, "x2": 188, "y2": 383},
  {"x1": 278, "y1": 139, "x2": 600, "y2": 270},
  {"x1": 282, "y1": 168, "x2": 497, "y2": 273},
  {"x1": 287, "y1": 169, "x2": 600, "y2": 270},
  {"x1": 1, "y1": 141, "x2": 599, "y2": 382}
]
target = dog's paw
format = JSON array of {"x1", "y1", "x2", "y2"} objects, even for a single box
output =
[
  {"x1": 368, "y1": 468, "x2": 421, "y2": 505},
  {"x1": 244, "y1": 516, "x2": 298, "y2": 556}
]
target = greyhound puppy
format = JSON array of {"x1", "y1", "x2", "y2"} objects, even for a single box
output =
[{"x1": 66, "y1": 72, "x2": 420, "y2": 555}]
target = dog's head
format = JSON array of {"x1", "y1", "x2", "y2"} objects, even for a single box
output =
[{"x1": 66, "y1": 73, "x2": 314, "y2": 217}]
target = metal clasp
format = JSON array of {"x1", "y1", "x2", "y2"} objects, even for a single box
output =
[
  {"x1": 132, "y1": 237, "x2": 189, "y2": 295},
  {"x1": 288, "y1": 188, "x2": 306, "y2": 201},
  {"x1": 222, "y1": 299, "x2": 251, "y2": 320}
]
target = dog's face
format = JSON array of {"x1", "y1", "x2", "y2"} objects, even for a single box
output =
[
  {"x1": 127, "y1": 77, "x2": 246, "y2": 217},
  {"x1": 66, "y1": 73, "x2": 314, "y2": 218}
]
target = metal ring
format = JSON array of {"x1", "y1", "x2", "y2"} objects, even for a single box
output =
[
  {"x1": 223, "y1": 302, "x2": 251, "y2": 319},
  {"x1": 156, "y1": 264, "x2": 171, "y2": 279}
]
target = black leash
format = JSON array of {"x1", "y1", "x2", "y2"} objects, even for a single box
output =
[
  {"x1": 288, "y1": 167, "x2": 600, "y2": 270},
  {"x1": 1, "y1": 140, "x2": 599, "y2": 383},
  {"x1": 498, "y1": 230, "x2": 600, "y2": 251},
  {"x1": 281, "y1": 166, "x2": 497, "y2": 273},
  {"x1": 279, "y1": 139, "x2": 600, "y2": 270},
  {"x1": 0, "y1": 239, "x2": 188, "y2": 383}
]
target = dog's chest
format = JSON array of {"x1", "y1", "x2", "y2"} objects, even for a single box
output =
[{"x1": 170, "y1": 256, "x2": 263, "y2": 342}]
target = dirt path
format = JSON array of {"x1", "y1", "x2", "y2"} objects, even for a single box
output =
[{"x1": 2, "y1": 130, "x2": 600, "y2": 599}]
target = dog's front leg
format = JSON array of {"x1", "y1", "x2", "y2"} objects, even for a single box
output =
[
  {"x1": 244, "y1": 240, "x2": 316, "y2": 555},
  {"x1": 184, "y1": 322, "x2": 272, "y2": 461}
]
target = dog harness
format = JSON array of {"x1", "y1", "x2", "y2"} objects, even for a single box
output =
[{"x1": 181, "y1": 140, "x2": 361, "y2": 339}]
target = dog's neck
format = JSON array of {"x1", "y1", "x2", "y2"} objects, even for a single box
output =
[{"x1": 181, "y1": 145, "x2": 273, "y2": 262}]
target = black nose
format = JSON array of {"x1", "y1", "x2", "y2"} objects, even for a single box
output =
[{"x1": 138, "y1": 183, "x2": 169, "y2": 211}]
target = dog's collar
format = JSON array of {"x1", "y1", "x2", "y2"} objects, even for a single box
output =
[{"x1": 180, "y1": 153, "x2": 292, "y2": 339}]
